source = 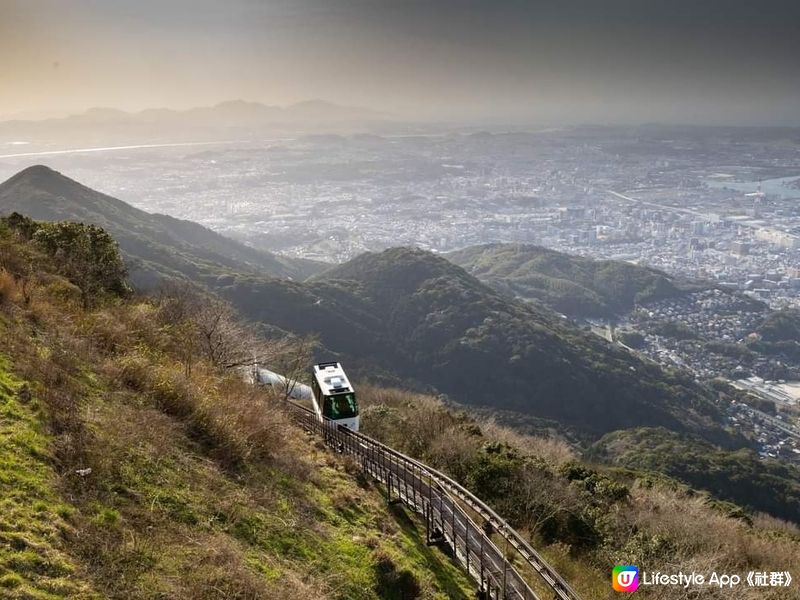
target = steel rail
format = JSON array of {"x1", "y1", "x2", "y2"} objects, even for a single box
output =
[{"x1": 285, "y1": 402, "x2": 583, "y2": 600}]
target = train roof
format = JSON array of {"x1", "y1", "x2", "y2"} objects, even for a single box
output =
[{"x1": 312, "y1": 362, "x2": 354, "y2": 395}]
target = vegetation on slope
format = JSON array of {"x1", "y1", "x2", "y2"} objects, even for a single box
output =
[
  {"x1": 748, "y1": 308, "x2": 800, "y2": 364},
  {"x1": 756, "y1": 308, "x2": 800, "y2": 343},
  {"x1": 0, "y1": 215, "x2": 473, "y2": 599},
  {"x1": 357, "y1": 385, "x2": 800, "y2": 600},
  {"x1": 589, "y1": 427, "x2": 800, "y2": 523},
  {"x1": 0, "y1": 357, "x2": 95, "y2": 598},
  {"x1": 446, "y1": 243, "x2": 699, "y2": 317}
]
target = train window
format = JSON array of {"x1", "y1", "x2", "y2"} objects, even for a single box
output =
[{"x1": 322, "y1": 393, "x2": 359, "y2": 419}]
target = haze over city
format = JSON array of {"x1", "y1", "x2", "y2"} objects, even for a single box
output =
[{"x1": 2, "y1": 0, "x2": 800, "y2": 125}]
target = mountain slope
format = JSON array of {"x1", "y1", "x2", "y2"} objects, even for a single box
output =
[
  {"x1": 0, "y1": 165, "x2": 322, "y2": 286},
  {"x1": 446, "y1": 243, "x2": 699, "y2": 317},
  {"x1": 224, "y1": 247, "x2": 729, "y2": 441},
  {"x1": 0, "y1": 218, "x2": 473, "y2": 600},
  {"x1": 7, "y1": 216, "x2": 799, "y2": 600}
]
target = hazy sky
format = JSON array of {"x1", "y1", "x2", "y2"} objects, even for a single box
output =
[{"x1": 2, "y1": 0, "x2": 800, "y2": 125}]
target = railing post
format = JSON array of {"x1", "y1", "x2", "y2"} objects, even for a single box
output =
[
  {"x1": 425, "y1": 503, "x2": 431, "y2": 544},
  {"x1": 411, "y1": 465, "x2": 417, "y2": 509},
  {"x1": 465, "y1": 526, "x2": 470, "y2": 576},
  {"x1": 404, "y1": 459, "x2": 409, "y2": 502},
  {"x1": 501, "y1": 533, "x2": 509, "y2": 600},
  {"x1": 439, "y1": 484, "x2": 445, "y2": 538},
  {"x1": 451, "y1": 500, "x2": 457, "y2": 558},
  {"x1": 480, "y1": 533, "x2": 485, "y2": 595}
]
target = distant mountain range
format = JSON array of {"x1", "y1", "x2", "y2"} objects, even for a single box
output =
[
  {"x1": 0, "y1": 100, "x2": 390, "y2": 143},
  {"x1": 0, "y1": 166, "x2": 736, "y2": 443}
]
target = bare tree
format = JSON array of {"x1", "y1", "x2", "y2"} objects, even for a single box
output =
[
  {"x1": 514, "y1": 467, "x2": 583, "y2": 537},
  {"x1": 268, "y1": 335, "x2": 317, "y2": 400},
  {"x1": 154, "y1": 282, "x2": 316, "y2": 387}
]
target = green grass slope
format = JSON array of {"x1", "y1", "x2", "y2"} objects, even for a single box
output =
[{"x1": 0, "y1": 357, "x2": 96, "y2": 599}]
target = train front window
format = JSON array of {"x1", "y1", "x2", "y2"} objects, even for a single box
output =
[{"x1": 322, "y1": 393, "x2": 358, "y2": 419}]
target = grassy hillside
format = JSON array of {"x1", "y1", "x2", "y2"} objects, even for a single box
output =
[
  {"x1": 4, "y1": 214, "x2": 800, "y2": 599},
  {"x1": 0, "y1": 358, "x2": 96, "y2": 598},
  {"x1": 0, "y1": 165, "x2": 324, "y2": 286},
  {"x1": 446, "y1": 243, "x2": 699, "y2": 317},
  {"x1": 0, "y1": 216, "x2": 473, "y2": 599},
  {"x1": 356, "y1": 385, "x2": 800, "y2": 599},
  {"x1": 225, "y1": 247, "x2": 731, "y2": 441}
]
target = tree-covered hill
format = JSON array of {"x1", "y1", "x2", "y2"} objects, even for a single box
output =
[
  {"x1": 446, "y1": 243, "x2": 701, "y2": 317},
  {"x1": 590, "y1": 427, "x2": 800, "y2": 523},
  {"x1": 751, "y1": 307, "x2": 800, "y2": 363},
  {"x1": 225, "y1": 247, "x2": 731, "y2": 441},
  {"x1": 0, "y1": 165, "x2": 324, "y2": 287}
]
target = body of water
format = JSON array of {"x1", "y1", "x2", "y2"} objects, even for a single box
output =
[{"x1": 706, "y1": 174, "x2": 800, "y2": 199}]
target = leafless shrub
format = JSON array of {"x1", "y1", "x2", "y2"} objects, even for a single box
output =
[
  {"x1": 197, "y1": 374, "x2": 296, "y2": 468},
  {"x1": 750, "y1": 512, "x2": 800, "y2": 537},
  {"x1": 426, "y1": 428, "x2": 481, "y2": 481},
  {"x1": 479, "y1": 419, "x2": 577, "y2": 466},
  {"x1": 109, "y1": 351, "x2": 305, "y2": 471}
]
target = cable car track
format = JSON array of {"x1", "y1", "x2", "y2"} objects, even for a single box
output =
[{"x1": 285, "y1": 401, "x2": 583, "y2": 600}]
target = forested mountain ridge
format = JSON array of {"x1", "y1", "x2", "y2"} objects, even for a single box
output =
[
  {"x1": 0, "y1": 165, "x2": 324, "y2": 286},
  {"x1": 446, "y1": 242, "x2": 702, "y2": 317},
  {"x1": 228, "y1": 247, "x2": 730, "y2": 441}
]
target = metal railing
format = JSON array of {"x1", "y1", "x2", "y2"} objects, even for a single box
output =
[{"x1": 286, "y1": 403, "x2": 582, "y2": 600}]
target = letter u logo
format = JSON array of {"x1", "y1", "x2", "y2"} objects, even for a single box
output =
[{"x1": 613, "y1": 566, "x2": 639, "y2": 592}]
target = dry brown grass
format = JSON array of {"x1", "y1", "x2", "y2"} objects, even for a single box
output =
[
  {"x1": 107, "y1": 351, "x2": 302, "y2": 471},
  {"x1": 357, "y1": 378, "x2": 800, "y2": 600},
  {"x1": 479, "y1": 419, "x2": 577, "y2": 465},
  {"x1": 0, "y1": 268, "x2": 18, "y2": 304},
  {"x1": 606, "y1": 483, "x2": 800, "y2": 599},
  {"x1": 750, "y1": 512, "x2": 800, "y2": 537}
]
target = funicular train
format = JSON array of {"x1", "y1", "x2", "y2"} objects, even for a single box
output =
[{"x1": 251, "y1": 361, "x2": 360, "y2": 432}]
